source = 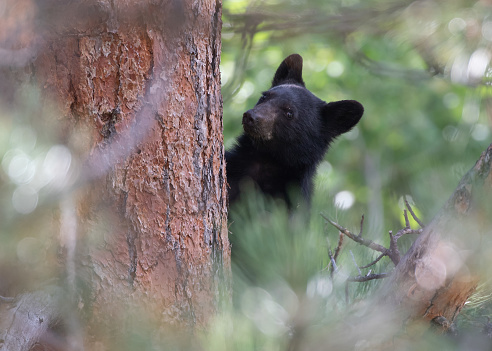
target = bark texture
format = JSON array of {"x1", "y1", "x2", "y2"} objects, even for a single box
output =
[
  {"x1": 0, "y1": 0, "x2": 229, "y2": 348},
  {"x1": 379, "y1": 143, "x2": 492, "y2": 332},
  {"x1": 0, "y1": 288, "x2": 63, "y2": 351}
]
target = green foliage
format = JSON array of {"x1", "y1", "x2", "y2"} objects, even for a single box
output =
[
  {"x1": 1, "y1": 0, "x2": 492, "y2": 349},
  {"x1": 220, "y1": 0, "x2": 492, "y2": 347},
  {"x1": 222, "y1": 0, "x2": 492, "y2": 239}
]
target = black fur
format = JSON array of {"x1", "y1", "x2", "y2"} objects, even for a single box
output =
[{"x1": 226, "y1": 54, "x2": 363, "y2": 207}]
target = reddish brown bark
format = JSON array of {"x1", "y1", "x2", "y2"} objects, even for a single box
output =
[
  {"x1": 299, "y1": 145, "x2": 492, "y2": 351},
  {"x1": 0, "y1": 0, "x2": 229, "y2": 347},
  {"x1": 379, "y1": 144, "x2": 492, "y2": 334}
]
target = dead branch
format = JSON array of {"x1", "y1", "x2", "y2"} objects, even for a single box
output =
[
  {"x1": 394, "y1": 200, "x2": 424, "y2": 240},
  {"x1": 328, "y1": 232, "x2": 344, "y2": 277},
  {"x1": 404, "y1": 197, "x2": 425, "y2": 228},
  {"x1": 388, "y1": 230, "x2": 400, "y2": 265},
  {"x1": 347, "y1": 273, "x2": 390, "y2": 282},
  {"x1": 359, "y1": 252, "x2": 385, "y2": 269},
  {"x1": 320, "y1": 214, "x2": 387, "y2": 254},
  {"x1": 333, "y1": 232, "x2": 344, "y2": 263},
  {"x1": 328, "y1": 249, "x2": 339, "y2": 276},
  {"x1": 347, "y1": 250, "x2": 390, "y2": 284},
  {"x1": 377, "y1": 143, "x2": 492, "y2": 333},
  {"x1": 393, "y1": 227, "x2": 423, "y2": 240},
  {"x1": 321, "y1": 213, "x2": 405, "y2": 266},
  {"x1": 322, "y1": 199, "x2": 428, "y2": 289},
  {"x1": 350, "y1": 250, "x2": 362, "y2": 276}
]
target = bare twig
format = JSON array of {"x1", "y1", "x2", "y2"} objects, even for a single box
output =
[
  {"x1": 328, "y1": 250, "x2": 337, "y2": 269},
  {"x1": 322, "y1": 199, "x2": 426, "y2": 288},
  {"x1": 347, "y1": 273, "x2": 390, "y2": 282},
  {"x1": 320, "y1": 214, "x2": 387, "y2": 254},
  {"x1": 404, "y1": 209, "x2": 410, "y2": 228},
  {"x1": 328, "y1": 232, "x2": 344, "y2": 277},
  {"x1": 393, "y1": 227, "x2": 423, "y2": 240},
  {"x1": 321, "y1": 211, "x2": 418, "y2": 267},
  {"x1": 350, "y1": 250, "x2": 362, "y2": 276},
  {"x1": 388, "y1": 231, "x2": 400, "y2": 265},
  {"x1": 359, "y1": 252, "x2": 385, "y2": 269},
  {"x1": 405, "y1": 197, "x2": 425, "y2": 228},
  {"x1": 358, "y1": 214, "x2": 365, "y2": 236},
  {"x1": 327, "y1": 247, "x2": 339, "y2": 276},
  {"x1": 333, "y1": 232, "x2": 344, "y2": 263}
]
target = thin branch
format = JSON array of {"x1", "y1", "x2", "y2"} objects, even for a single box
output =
[
  {"x1": 320, "y1": 213, "x2": 387, "y2": 254},
  {"x1": 347, "y1": 273, "x2": 390, "y2": 282},
  {"x1": 322, "y1": 201, "x2": 426, "y2": 284},
  {"x1": 328, "y1": 232, "x2": 344, "y2": 277},
  {"x1": 350, "y1": 250, "x2": 362, "y2": 276},
  {"x1": 388, "y1": 231, "x2": 400, "y2": 265},
  {"x1": 359, "y1": 252, "x2": 385, "y2": 269},
  {"x1": 351, "y1": 48, "x2": 437, "y2": 82},
  {"x1": 358, "y1": 214, "x2": 365, "y2": 236},
  {"x1": 404, "y1": 208, "x2": 410, "y2": 228},
  {"x1": 327, "y1": 248, "x2": 339, "y2": 276},
  {"x1": 393, "y1": 227, "x2": 423, "y2": 240},
  {"x1": 405, "y1": 197, "x2": 425, "y2": 228},
  {"x1": 333, "y1": 232, "x2": 343, "y2": 264}
]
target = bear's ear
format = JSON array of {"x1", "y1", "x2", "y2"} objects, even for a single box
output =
[
  {"x1": 271, "y1": 54, "x2": 305, "y2": 87},
  {"x1": 322, "y1": 100, "x2": 364, "y2": 135}
]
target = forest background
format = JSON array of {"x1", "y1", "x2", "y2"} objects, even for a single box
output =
[
  {"x1": 1, "y1": 0, "x2": 492, "y2": 349},
  {"x1": 221, "y1": 0, "x2": 492, "y2": 343}
]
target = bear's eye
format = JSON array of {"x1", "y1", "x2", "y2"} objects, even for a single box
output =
[
  {"x1": 285, "y1": 110, "x2": 293, "y2": 120},
  {"x1": 258, "y1": 94, "x2": 267, "y2": 103}
]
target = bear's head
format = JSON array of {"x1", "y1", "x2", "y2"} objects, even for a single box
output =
[{"x1": 242, "y1": 54, "x2": 363, "y2": 167}]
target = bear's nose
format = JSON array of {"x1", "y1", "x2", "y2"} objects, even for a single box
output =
[{"x1": 242, "y1": 110, "x2": 255, "y2": 127}]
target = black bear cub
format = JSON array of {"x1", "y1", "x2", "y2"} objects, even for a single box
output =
[{"x1": 226, "y1": 54, "x2": 364, "y2": 207}]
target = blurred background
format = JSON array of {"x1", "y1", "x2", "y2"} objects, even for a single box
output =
[
  {"x1": 222, "y1": 0, "x2": 491, "y2": 231},
  {"x1": 1, "y1": 0, "x2": 492, "y2": 349},
  {"x1": 221, "y1": 0, "x2": 492, "y2": 347}
]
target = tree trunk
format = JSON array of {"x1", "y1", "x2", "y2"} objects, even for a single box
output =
[
  {"x1": 0, "y1": 0, "x2": 229, "y2": 348},
  {"x1": 311, "y1": 144, "x2": 492, "y2": 351},
  {"x1": 379, "y1": 143, "x2": 492, "y2": 336}
]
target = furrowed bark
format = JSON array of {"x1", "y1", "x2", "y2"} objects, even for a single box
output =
[{"x1": 0, "y1": 0, "x2": 229, "y2": 349}]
